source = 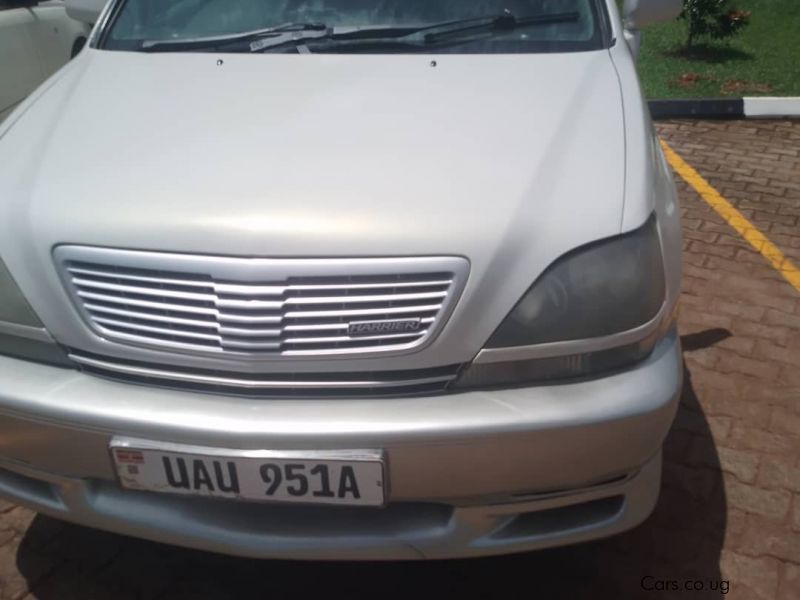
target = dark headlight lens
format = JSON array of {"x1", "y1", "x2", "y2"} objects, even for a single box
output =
[
  {"x1": 486, "y1": 215, "x2": 665, "y2": 348},
  {"x1": 0, "y1": 259, "x2": 71, "y2": 367},
  {"x1": 0, "y1": 260, "x2": 43, "y2": 327}
]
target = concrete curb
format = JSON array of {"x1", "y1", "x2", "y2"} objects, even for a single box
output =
[{"x1": 649, "y1": 97, "x2": 800, "y2": 120}]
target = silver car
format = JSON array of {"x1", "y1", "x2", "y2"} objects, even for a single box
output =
[{"x1": 0, "y1": 0, "x2": 683, "y2": 559}]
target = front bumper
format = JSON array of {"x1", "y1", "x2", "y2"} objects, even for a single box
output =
[{"x1": 0, "y1": 330, "x2": 682, "y2": 559}]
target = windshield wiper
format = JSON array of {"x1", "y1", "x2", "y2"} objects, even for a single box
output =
[
  {"x1": 404, "y1": 11, "x2": 580, "y2": 43},
  {"x1": 252, "y1": 11, "x2": 580, "y2": 53},
  {"x1": 140, "y1": 22, "x2": 328, "y2": 52},
  {"x1": 139, "y1": 12, "x2": 580, "y2": 54}
]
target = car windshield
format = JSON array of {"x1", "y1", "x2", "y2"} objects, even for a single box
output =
[{"x1": 102, "y1": 0, "x2": 607, "y2": 53}]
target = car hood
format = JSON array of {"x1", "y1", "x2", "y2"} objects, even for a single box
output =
[{"x1": 0, "y1": 49, "x2": 628, "y2": 368}]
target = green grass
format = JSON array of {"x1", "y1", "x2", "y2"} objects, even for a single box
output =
[{"x1": 633, "y1": 0, "x2": 800, "y2": 98}]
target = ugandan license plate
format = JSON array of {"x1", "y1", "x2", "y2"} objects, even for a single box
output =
[{"x1": 110, "y1": 438, "x2": 386, "y2": 507}]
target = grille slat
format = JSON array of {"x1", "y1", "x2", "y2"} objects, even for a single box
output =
[
  {"x1": 72, "y1": 277, "x2": 218, "y2": 302},
  {"x1": 214, "y1": 283, "x2": 286, "y2": 296},
  {"x1": 217, "y1": 313, "x2": 283, "y2": 325},
  {"x1": 284, "y1": 291, "x2": 449, "y2": 305},
  {"x1": 92, "y1": 316, "x2": 221, "y2": 341},
  {"x1": 218, "y1": 326, "x2": 283, "y2": 338},
  {"x1": 220, "y1": 339, "x2": 283, "y2": 351},
  {"x1": 216, "y1": 298, "x2": 284, "y2": 310},
  {"x1": 62, "y1": 253, "x2": 465, "y2": 357},
  {"x1": 282, "y1": 305, "x2": 443, "y2": 319},
  {"x1": 68, "y1": 351, "x2": 461, "y2": 395},
  {"x1": 67, "y1": 266, "x2": 213, "y2": 289},
  {"x1": 283, "y1": 280, "x2": 452, "y2": 291},
  {"x1": 77, "y1": 291, "x2": 218, "y2": 314},
  {"x1": 83, "y1": 303, "x2": 218, "y2": 328},
  {"x1": 282, "y1": 332, "x2": 426, "y2": 345}
]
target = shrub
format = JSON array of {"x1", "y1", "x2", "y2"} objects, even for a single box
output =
[{"x1": 680, "y1": 0, "x2": 751, "y2": 47}]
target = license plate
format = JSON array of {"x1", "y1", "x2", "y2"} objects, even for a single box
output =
[{"x1": 110, "y1": 438, "x2": 386, "y2": 507}]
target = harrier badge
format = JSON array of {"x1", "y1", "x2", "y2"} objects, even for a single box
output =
[{"x1": 347, "y1": 318, "x2": 422, "y2": 337}]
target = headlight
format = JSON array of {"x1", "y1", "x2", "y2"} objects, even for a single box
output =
[
  {"x1": 0, "y1": 260, "x2": 43, "y2": 327},
  {"x1": 454, "y1": 216, "x2": 667, "y2": 388},
  {"x1": 486, "y1": 215, "x2": 665, "y2": 348},
  {"x1": 0, "y1": 259, "x2": 71, "y2": 367}
]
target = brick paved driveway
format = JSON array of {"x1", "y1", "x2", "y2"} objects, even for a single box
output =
[{"x1": 0, "y1": 119, "x2": 798, "y2": 600}]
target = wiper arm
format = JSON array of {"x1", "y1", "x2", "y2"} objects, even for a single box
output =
[
  {"x1": 418, "y1": 11, "x2": 580, "y2": 43},
  {"x1": 253, "y1": 11, "x2": 580, "y2": 53},
  {"x1": 140, "y1": 22, "x2": 328, "y2": 52}
]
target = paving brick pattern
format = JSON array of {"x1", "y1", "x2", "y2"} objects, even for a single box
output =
[{"x1": 0, "y1": 119, "x2": 798, "y2": 599}]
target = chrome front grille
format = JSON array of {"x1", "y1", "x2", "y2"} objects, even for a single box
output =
[
  {"x1": 68, "y1": 350, "x2": 462, "y2": 398},
  {"x1": 55, "y1": 247, "x2": 469, "y2": 358}
]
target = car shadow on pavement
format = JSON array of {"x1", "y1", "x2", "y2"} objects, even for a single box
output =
[{"x1": 15, "y1": 332, "x2": 728, "y2": 600}]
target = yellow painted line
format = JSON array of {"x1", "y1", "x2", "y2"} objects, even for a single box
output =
[{"x1": 660, "y1": 138, "x2": 800, "y2": 294}]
